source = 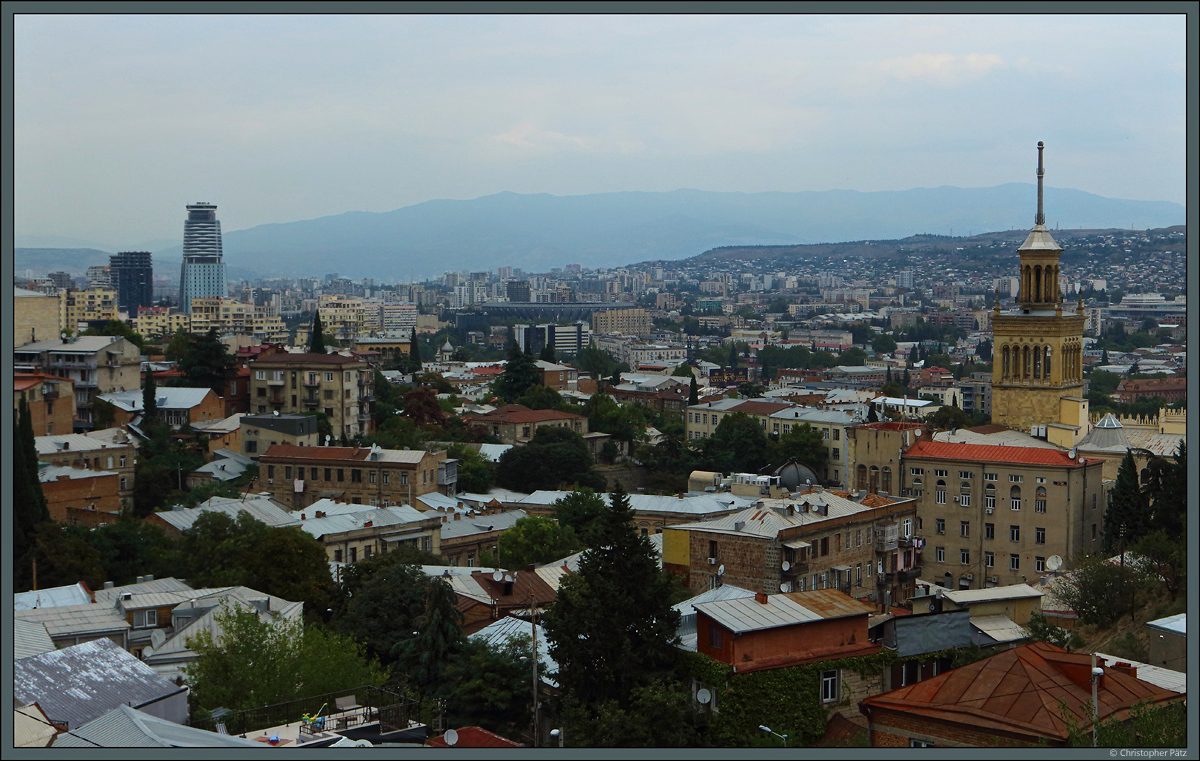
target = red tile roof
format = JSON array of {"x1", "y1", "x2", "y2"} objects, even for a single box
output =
[
  {"x1": 731, "y1": 400, "x2": 793, "y2": 417},
  {"x1": 14, "y1": 373, "x2": 75, "y2": 391},
  {"x1": 464, "y1": 404, "x2": 584, "y2": 424},
  {"x1": 260, "y1": 445, "x2": 368, "y2": 460},
  {"x1": 248, "y1": 352, "x2": 365, "y2": 365},
  {"x1": 859, "y1": 641, "x2": 1180, "y2": 744},
  {"x1": 904, "y1": 440, "x2": 1092, "y2": 467},
  {"x1": 426, "y1": 726, "x2": 522, "y2": 747}
]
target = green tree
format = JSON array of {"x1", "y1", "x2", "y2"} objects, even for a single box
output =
[
  {"x1": 1052, "y1": 554, "x2": 1152, "y2": 628},
  {"x1": 495, "y1": 427, "x2": 604, "y2": 492},
  {"x1": 556, "y1": 676, "x2": 698, "y2": 747},
  {"x1": 1103, "y1": 452, "x2": 1148, "y2": 551},
  {"x1": 552, "y1": 489, "x2": 609, "y2": 546},
  {"x1": 448, "y1": 443, "x2": 496, "y2": 494},
  {"x1": 1132, "y1": 530, "x2": 1186, "y2": 599},
  {"x1": 14, "y1": 397, "x2": 50, "y2": 571},
  {"x1": 184, "y1": 608, "x2": 387, "y2": 716},
  {"x1": 583, "y1": 391, "x2": 644, "y2": 445},
  {"x1": 515, "y1": 383, "x2": 568, "y2": 411},
  {"x1": 542, "y1": 482, "x2": 684, "y2": 741},
  {"x1": 309, "y1": 311, "x2": 328, "y2": 354},
  {"x1": 409, "y1": 327, "x2": 422, "y2": 373},
  {"x1": 80, "y1": 318, "x2": 145, "y2": 350},
  {"x1": 540, "y1": 343, "x2": 557, "y2": 363},
  {"x1": 497, "y1": 516, "x2": 582, "y2": 569},
  {"x1": 176, "y1": 328, "x2": 237, "y2": 395},
  {"x1": 15, "y1": 523, "x2": 106, "y2": 592},
  {"x1": 1144, "y1": 442, "x2": 1185, "y2": 538},
  {"x1": 1022, "y1": 611, "x2": 1079, "y2": 650},
  {"x1": 867, "y1": 402, "x2": 879, "y2": 423},
  {"x1": 767, "y1": 423, "x2": 828, "y2": 473},
  {"x1": 402, "y1": 386, "x2": 446, "y2": 427},
  {"x1": 1064, "y1": 700, "x2": 1185, "y2": 748},
  {"x1": 437, "y1": 636, "x2": 541, "y2": 738},
  {"x1": 142, "y1": 370, "x2": 159, "y2": 424},
  {"x1": 390, "y1": 575, "x2": 464, "y2": 688},
  {"x1": 703, "y1": 411, "x2": 768, "y2": 474},
  {"x1": 672, "y1": 363, "x2": 694, "y2": 378},
  {"x1": 837, "y1": 346, "x2": 867, "y2": 366},
  {"x1": 688, "y1": 376, "x2": 699, "y2": 405},
  {"x1": 163, "y1": 328, "x2": 193, "y2": 362},
  {"x1": 495, "y1": 342, "x2": 541, "y2": 402},
  {"x1": 727, "y1": 341, "x2": 739, "y2": 369},
  {"x1": 872, "y1": 334, "x2": 898, "y2": 355}
]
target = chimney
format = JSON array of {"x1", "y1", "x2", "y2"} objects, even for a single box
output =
[
  {"x1": 454, "y1": 512, "x2": 461, "y2": 520},
  {"x1": 103, "y1": 581, "x2": 114, "y2": 589},
  {"x1": 363, "y1": 521, "x2": 373, "y2": 528},
  {"x1": 315, "y1": 510, "x2": 326, "y2": 518},
  {"x1": 754, "y1": 591, "x2": 769, "y2": 604},
  {"x1": 144, "y1": 574, "x2": 153, "y2": 582},
  {"x1": 1111, "y1": 661, "x2": 1138, "y2": 679},
  {"x1": 136, "y1": 575, "x2": 145, "y2": 584}
]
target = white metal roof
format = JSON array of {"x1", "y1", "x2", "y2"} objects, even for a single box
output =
[
  {"x1": 14, "y1": 604, "x2": 130, "y2": 639},
  {"x1": 470, "y1": 615, "x2": 558, "y2": 687},
  {"x1": 39, "y1": 464, "x2": 117, "y2": 481},
  {"x1": 970, "y1": 614, "x2": 1029, "y2": 644},
  {"x1": 154, "y1": 498, "x2": 299, "y2": 533},
  {"x1": 296, "y1": 505, "x2": 431, "y2": 538},
  {"x1": 53, "y1": 705, "x2": 262, "y2": 747},
  {"x1": 92, "y1": 577, "x2": 194, "y2": 606},
  {"x1": 673, "y1": 584, "x2": 755, "y2": 618},
  {"x1": 14, "y1": 620, "x2": 56, "y2": 660},
  {"x1": 13, "y1": 582, "x2": 92, "y2": 610},
  {"x1": 942, "y1": 584, "x2": 1043, "y2": 605},
  {"x1": 694, "y1": 595, "x2": 823, "y2": 633},
  {"x1": 1094, "y1": 652, "x2": 1186, "y2": 694},
  {"x1": 438, "y1": 509, "x2": 528, "y2": 540},
  {"x1": 35, "y1": 432, "x2": 128, "y2": 455},
  {"x1": 1147, "y1": 613, "x2": 1186, "y2": 636},
  {"x1": 99, "y1": 387, "x2": 213, "y2": 412}
]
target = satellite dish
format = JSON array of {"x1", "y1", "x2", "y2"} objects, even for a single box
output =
[
  {"x1": 504, "y1": 574, "x2": 514, "y2": 583},
  {"x1": 914, "y1": 429, "x2": 922, "y2": 436},
  {"x1": 928, "y1": 601, "x2": 937, "y2": 612},
  {"x1": 782, "y1": 560, "x2": 791, "y2": 572},
  {"x1": 696, "y1": 688, "x2": 712, "y2": 705},
  {"x1": 1077, "y1": 456, "x2": 1084, "y2": 464},
  {"x1": 492, "y1": 570, "x2": 503, "y2": 582},
  {"x1": 780, "y1": 582, "x2": 792, "y2": 593},
  {"x1": 273, "y1": 410, "x2": 280, "y2": 416},
  {"x1": 717, "y1": 564, "x2": 725, "y2": 576},
  {"x1": 1068, "y1": 448, "x2": 1077, "y2": 459},
  {"x1": 444, "y1": 729, "x2": 459, "y2": 746},
  {"x1": 1046, "y1": 555, "x2": 1063, "y2": 572}
]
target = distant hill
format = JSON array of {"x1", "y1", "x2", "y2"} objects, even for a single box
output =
[
  {"x1": 14, "y1": 248, "x2": 263, "y2": 283},
  {"x1": 18, "y1": 186, "x2": 1183, "y2": 279}
]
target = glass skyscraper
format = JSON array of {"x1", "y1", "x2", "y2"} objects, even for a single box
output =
[
  {"x1": 178, "y1": 202, "x2": 227, "y2": 314},
  {"x1": 109, "y1": 251, "x2": 153, "y2": 315}
]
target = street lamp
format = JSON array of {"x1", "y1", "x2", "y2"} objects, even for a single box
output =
[
  {"x1": 549, "y1": 728, "x2": 564, "y2": 748},
  {"x1": 759, "y1": 725, "x2": 788, "y2": 747}
]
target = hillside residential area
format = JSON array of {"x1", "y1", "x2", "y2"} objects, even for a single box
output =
[{"x1": 11, "y1": 178, "x2": 1188, "y2": 750}]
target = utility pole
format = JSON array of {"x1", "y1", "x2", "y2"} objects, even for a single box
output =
[{"x1": 530, "y1": 587, "x2": 539, "y2": 747}]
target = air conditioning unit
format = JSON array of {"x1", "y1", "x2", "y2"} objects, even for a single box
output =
[
  {"x1": 953, "y1": 496, "x2": 961, "y2": 504},
  {"x1": 987, "y1": 576, "x2": 999, "y2": 584},
  {"x1": 985, "y1": 507, "x2": 993, "y2": 514},
  {"x1": 708, "y1": 557, "x2": 717, "y2": 566}
]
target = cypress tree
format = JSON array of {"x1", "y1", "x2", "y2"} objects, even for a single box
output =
[
  {"x1": 728, "y1": 341, "x2": 738, "y2": 369},
  {"x1": 309, "y1": 311, "x2": 327, "y2": 354},
  {"x1": 540, "y1": 342, "x2": 557, "y2": 363},
  {"x1": 1103, "y1": 451, "x2": 1148, "y2": 551},
  {"x1": 868, "y1": 402, "x2": 879, "y2": 423},
  {"x1": 15, "y1": 397, "x2": 50, "y2": 566},
  {"x1": 409, "y1": 327, "x2": 422, "y2": 372},
  {"x1": 688, "y1": 376, "x2": 699, "y2": 406},
  {"x1": 142, "y1": 370, "x2": 159, "y2": 424}
]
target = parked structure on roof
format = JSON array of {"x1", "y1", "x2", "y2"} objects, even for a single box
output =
[{"x1": 259, "y1": 443, "x2": 454, "y2": 510}]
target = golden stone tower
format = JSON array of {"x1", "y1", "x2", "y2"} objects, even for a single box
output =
[{"x1": 990, "y1": 142, "x2": 1089, "y2": 448}]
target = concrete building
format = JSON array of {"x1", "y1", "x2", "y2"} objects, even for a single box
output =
[
  {"x1": 39, "y1": 465, "x2": 122, "y2": 526},
  {"x1": 98, "y1": 387, "x2": 226, "y2": 430},
  {"x1": 293, "y1": 500, "x2": 444, "y2": 563},
  {"x1": 62, "y1": 288, "x2": 119, "y2": 331},
  {"x1": 109, "y1": 251, "x2": 153, "y2": 316},
  {"x1": 248, "y1": 351, "x2": 374, "y2": 440},
  {"x1": 239, "y1": 412, "x2": 320, "y2": 458},
  {"x1": 14, "y1": 287, "x2": 62, "y2": 347},
  {"x1": 178, "y1": 202, "x2": 227, "y2": 314},
  {"x1": 462, "y1": 404, "x2": 587, "y2": 445},
  {"x1": 590, "y1": 307, "x2": 651, "y2": 337},
  {"x1": 36, "y1": 429, "x2": 137, "y2": 502}
]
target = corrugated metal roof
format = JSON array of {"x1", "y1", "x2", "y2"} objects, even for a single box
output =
[
  {"x1": 13, "y1": 639, "x2": 183, "y2": 729},
  {"x1": 767, "y1": 407, "x2": 856, "y2": 424},
  {"x1": 933, "y1": 428, "x2": 1063, "y2": 450},
  {"x1": 92, "y1": 577, "x2": 192, "y2": 606},
  {"x1": 477, "y1": 444, "x2": 512, "y2": 462},
  {"x1": 439, "y1": 510, "x2": 528, "y2": 539},
  {"x1": 670, "y1": 492, "x2": 883, "y2": 538},
  {"x1": 1094, "y1": 652, "x2": 1185, "y2": 694},
  {"x1": 98, "y1": 387, "x2": 213, "y2": 412},
  {"x1": 18, "y1": 336, "x2": 127, "y2": 352},
  {"x1": 14, "y1": 703, "x2": 58, "y2": 748},
  {"x1": 14, "y1": 620, "x2": 56, "y2": 660},
  {"x1": 696, "y1": 594, "x2": 822, "y2": 632},
  {"x1": 1147, "y1": 613, "x2": 1186, "y2": 636},
  {"x1": 53, "y1": 705, "x2": 261, "y2": 747},
  {"x1": 943, "y1": 584, "x2": 1042, "y2": 605},
  {"x1": 35, "y1": 433, "x2": 125, "y2": 455},
  {"x1": 673, "y1": 584, "x2": 755, "y2": 618},
  {"x1": 516, "y1": 490, "x2": 752, "y2": 516},
  {"x1": 971, "y1": 614, "x2": 1029, "y2": 644},
  {"x1": 155, "y1": 498, "x2": 299, "y2": 533},
  {"x1": 14, "y1": 604, "x2": 129, "y2": 637},
  {"x1": 144, "y1": 591, "x2": 303, "y2": 666},
  {"x1": 39, "y1": 464, "x2": 117, "y2": 481},
  {"x1": 296, "y1": 505, "x2": 431, "y2": 538},
  {"x1": 469, "y1": 616, "x2": 558, "y2": 687},
  {"x1": 14, "y1": 582, "x2": 92, "y2": 610}
]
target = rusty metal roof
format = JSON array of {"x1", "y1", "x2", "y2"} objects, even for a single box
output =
[
  {"x1": 696, "y1": 589, "x2": 874, "y2": 633},
  {"x1": 859, "y1": 641, "x2": 1180, "y2": 743}
]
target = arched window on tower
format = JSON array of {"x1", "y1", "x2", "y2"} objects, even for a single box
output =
[
  {"x1": 1033, "y1": 265, "x2": 1042, "y2": 302},
  {"x1": 869, "y1": 466, "x2": 879, "y2": 494},
  {"x1": 856, "y1": 464, "x2": 867, "y2": 491},
  {"x1": 1044, "y1": 346, "x2": 1051, "y2": 380},
  {"x1": 1033, "y1": 345, "x2": 1041, "y2": 379},
  {"x1": 1023, "y1": 345, "x2": 1031, "y2": 379},
  {"x1": 1001, "y1": 346, "x2": 1010, "y2": 379},
  {"x1": 882, "y1": 467, "x2": 892, "y2": 495}
]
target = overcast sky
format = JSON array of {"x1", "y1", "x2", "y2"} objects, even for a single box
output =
[{"x1": 14, "y1": 13, "x2": 1186, "y2": 250}]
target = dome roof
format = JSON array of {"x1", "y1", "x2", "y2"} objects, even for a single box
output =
[{"x1": 773, "y1": 460, "x2": 821, "y2": 491}]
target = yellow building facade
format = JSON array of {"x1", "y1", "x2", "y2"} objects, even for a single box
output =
[{"x1": 990, "y1": 143, "x2": 1089, "y2": 449}]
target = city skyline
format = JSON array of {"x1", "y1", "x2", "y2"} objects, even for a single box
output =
[{"x1": 14, "y1": 12, "x2": 1187, "y2": 250}]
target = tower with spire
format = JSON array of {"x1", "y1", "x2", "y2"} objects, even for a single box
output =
[{"x1": 989, "y1": 142, "x2": 1089, "y2": 447}]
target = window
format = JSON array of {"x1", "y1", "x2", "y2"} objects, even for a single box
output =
[
  {"x1": 708, "y1": 626, "x2": 722, "y2": 649},
  {"x1": 1036, "y1": 556, "x2": 1046, "y2": 573},
  {"x1": 855, "y1": 564, "x2": 862, "y2": 586},
  {"x1": 324, "y1": 389, "x2": 334, "y2": 400},
  {"x1": 1010, "y1": 554, "x2": 1020, "y2": 571},
  {"x1": 1010, "y1": 486, "x2": 1022, "y2": 511},
  {"x1": 910, "y1": 740, "x2": 936, "y2": 748},
  {"x1": 272, "y1": 370, "x2": 284, "y2": 381},
  {"x1": 882, "y1": 467, "x2": 891, "y2": 494},
  {"x1": 832, "y1": 448, "x2": 840, "y2": 459},
  {"x1": 324, "y1": 407, "x2": 333, "y2": 417},
  {"x1": 935, "y1": 519, "x2": 945, "y2": 534},
  {"x1": 984, "y1": 472, "x2": 998, "y2": 481},
  {"x1": 382, "y1": 471, "x2": 389, "y2": 484},
  {"x1": 1035, "y1": 486, "x2": 1047, "y2": 513},
  {"x1": 985, "y1": 522, "x2": 995, "y2": 540},
  {"x1": 1092, "y1": 523, "x2": 1097, "y2": 540},
  {"x1": 910, "y1": 467, "x2": 924, "y2": 476},
  {"x1": 325, "y1": 372, "x2": 334, "y2": 382},
  {"x1": 400, "y1": 473, "x2": 408, "y2": 485},
  {"x1": 119, "y1": 455, "x2": 126, "y2": 467},
  {"x1": 934, "y1": 469, "x2": 948, "y2": 477},
  {"x1": 959, "y1": 493, "x2": 971, "y2": 507},
  {"x1": 349, "y1": 547, "x2": 357, "y2": 563},
  {"x1": 369, "y1": 471, "x2": 376, "y2": 484},
  {"x1": 821, "y1": 670, "x2": 839, "y2": 703},
  {"x1": 855, "y1": 529, "x2": 861, "y2": 547},
  {"x1": 1010, "y1": 525, "x2": 1020, "y2": 542},
  {"x1": 120, "y1": 476, "x2": 127, "y2": 490},
  {"x1": 901, "y1": 518, "x2": 912, "y2": 538},
  {"x1": 1009, "y1": 474, "x2": 1024, "y2": 483},
  {"x1": 133, "y1": 609, "x2": 157, "y2": 628},
  {"x1": 337, "y1": 469, "x2": 344, "y2": 482},
  {"x1": 310, "y1": 467, "x2": 318, "y2": 480},
  {"x1": 985, "y1": 551, "x2": 994, "y2": 568},
  {"x1": 822, "y1": 428, "x2": 829, "y2": 439},
  {"x1": 833, "y1": 429, "x2": 840, "y2": 440},
  {"x1": 959, "y1": 470, "x2": 973, "y2": 479},
  {"x1": 246, "y1": 440, "x2": 257, "y2": 453},
  {"x1": 985, "y1": 492, "x2": 996, "y2": 510},
  {"x1": 935, "y1": 480, "x2": 946, "y2": 504},
  {"x1": 960, "y1": 548, "x2": 970, "y2": 565},
  {"x1": 351, "y1": 469, "x2": 362, "y2": 483},
  {"x1": 936, "y1": 546, "x2": 945, "y2": 563},
  {"x1": 267, "y1": 465, "x2": 275, "y2": 479},
  {"x1": 324, "y1": 467, "x2": 332, "y2": 481},
  {"x1": 284, "y1": 466, "x2": 292, "y2": 479},
  {"x1": 960, "y1": 521, "x2": 970, "y2": 537},
  {"x1": 1035, "y1": 527, "x2": 1046, "y2": 544}
]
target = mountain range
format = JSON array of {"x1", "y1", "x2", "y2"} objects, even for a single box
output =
[{"x1": 15, "y1": 185, "x2": 1184, "y2": 280}]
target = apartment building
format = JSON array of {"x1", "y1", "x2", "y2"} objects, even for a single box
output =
[
  {"x1": 590, "y1": 307, "x2": 651, "y2": 337},
  {"x1": 62, "y1": 288, "x2": 118, "y2": 331},
  {"x1": 14, "y1": 336, "x2": 141, "y2": 430},
  {"x1": 247, "y1": 352, "x2": 374, "y2": 440},
  {"x1": 36, "y1": 430, "x2": 138, "y2": 502},
  {"x1": 14, "y1": 287, "x2": 62, "y2": 347},
  {"x1": 767, "y1": 407, "x2": 856, "y2": 487},
  {"x1": 14, "y1": 373, "x2": 76, "y2": 436},
  {"x1": 900, "y1": 440, "x2": 1104, "y2": 591},
  {"x1": 132, "y1": 307, "x2": 191, "y2": 340},
  {"x1": 661, "y1": 488, "x2": 920, "y2": 609},
  {"x1": 259, "y1": 444, "x2": 453, "y2": 511},
  {"x1": 685, "y1": 398, "x2": 792, "y2": 440}
]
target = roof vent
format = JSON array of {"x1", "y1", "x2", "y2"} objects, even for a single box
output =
[
  {"x1": 754, "y1": 591, "x2": 769, "y2": 604},
  {"x1": 734, "y1": 520, "x2": 746, "y2": 532}
]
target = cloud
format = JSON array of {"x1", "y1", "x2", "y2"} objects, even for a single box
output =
[
  {"x1": 879, "y1": 53, "x2": 1004, "y2": 85},
  {"x1": 488, "y1": 121, "x2": 645, "y2": 157}
]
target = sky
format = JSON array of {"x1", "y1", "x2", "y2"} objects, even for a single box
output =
[{"x1": 13, "y1": 12, "x2": 1187, "y2": 250}]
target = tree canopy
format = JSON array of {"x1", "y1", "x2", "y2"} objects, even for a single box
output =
[
  {"x1": 1103, "y1": 452, "x2": 1149, "y2": 551},
  {"x1": 497, "y1": 515, "x2": 582, "y2": 568},
  {"x1": 495, "y1": 342, "x2": 541, "y2": 402},
  {"x1": 13, "y1": 397, "x2": 49, "y2": 577},
  {"x1": 553, "y1": 489, "x2": 609, "y2": 546},
  {"x1": 495, "y1": 427, "x2": 604, "y2": 492},
  {"x1": 767, "y1": 423, "x2": 828, "y2": 473},
  {"x1": 702, "y1": 411, "x2": 768, "y2": 474},
  {"x1": 175, "y1": 327, "x2": 237, "y2": 395},
  {"x1": 309, "y1": 311, "x2": 328, "y2": 353}
]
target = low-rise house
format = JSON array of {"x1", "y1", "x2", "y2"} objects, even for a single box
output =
[
  {"x1": 146, "y1": 495, "x2": 299, "y2": 538},
  {"x1": 189, "y1": 412, "x2": 244, "y2": 455},
  {"x1": 672, "y1": 584, "x2": 755, "y2": 652},
  {"x1": 461, "y1": 404, "x2": 588, "y2": 445},
  {"x1": 13, "y1": 335, "x2": 141, "y2": 430},
  {"x1": 441, "y1": 568, "x2": 558, "y2": 635},
  {"x1": 1146, "y1": 613, "x2": 1185, "y2": 673},
  {"x1": 13, "y1": 639, "x2": 189, "y2": 730},
  {"x1": 186, "y1": 448, "x2": 255, "y2": 487},
  {"x1": 36, "y1": 428, "x2": 137, "y2": 502},
  {"x1": 661, "y1": 489, "x2": 921, "y2": 609},
  {"x1": 294, "y1": 500, "x2": 443, "y2": 563},
  {"x1": 14, "y1": 620, "x2": 57, "y2": 660},
  {"x1": 431, "y1": 506, "x2": 529, "y2": 567},
  {"x1": 98, "y1": 386, "x2": 225, "y2": 429},
  {"x1": 13, "y1": 603, "x2": 131, "y2": 650},
  {"x1": 53, "y1": 705, "x2": 262, "y2": 748},
  {"x1": 14, "y1": 372, "x2": 76, "y2": 435},
  {"x1": 259, "y1": 444, "x2": 452, "y2": 510},
  {"x1": 14, "y1": 581, "x2": 93, "y2": 610},
  {"x1": 39, "y1": 464, "x2": 122, "y2": 526},
  {"x1": 239, "y1": 411, "x2": 320, "y2": 458},
  {"x1": 858, "y1": 641, "x2": 1182, "y2": 747}
]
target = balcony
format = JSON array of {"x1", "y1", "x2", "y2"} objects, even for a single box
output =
[
  {"x1": 875, "y1": 538, "x2": 898, "y2": 553},
  {"x1": 267, "y1": 378, "x2": 285, "y2": 386},
  {"x1": 781, "y1": 561, "x2": 809, "y2": 576},
  {"x1": 301, "y1": 396, "x2": 320, "y2": 407},
  {"x1": 302, "y1": 377, "x2": 320, "y2": 387}
]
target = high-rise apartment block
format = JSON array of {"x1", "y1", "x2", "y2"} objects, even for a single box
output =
[
  {"x1": 109, "y1": 251, "x2": 153, "y2": 315},
  {"x1": 179, "y1": 202, "x2": 227, "y2": 314}
]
